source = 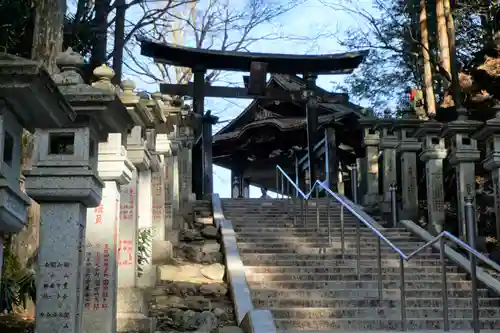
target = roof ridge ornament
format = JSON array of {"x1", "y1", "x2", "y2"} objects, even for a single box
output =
[{"x1": 92, "y1": 64, "x2": 116, "y2": 92}]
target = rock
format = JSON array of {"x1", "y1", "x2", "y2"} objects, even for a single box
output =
[
  {"x1": 155, "y1": 295, "x2": 212, "y2": 311},
  {"x1": 218, "y1": 326, "x2": 243, "y2": 333},
  {"x1": 200, "y1": 263, "x2": 225, "y2": 281},
  {"x1": 181, "y1": 229, "x2": 203, "y2": 241},
  {"x1": 182, "y1": 309, "x2": 199, "y2": 330},
  {"x1": 159, "y1": 264, "x2": 211, "y2": 283},
  {"x1": 164, "y1": 281, "x2": 199, "y2": 296},
  {"x1": 212, "y1": 307, "x2": 230, "y2": 323},
  {"x1": 176, "y1": 241, "x2": 221, "y2": 263},
  {"x1": 195, "y1": 310, "x2": 218, "y2": 332},
  {"x1": 199, "y1": 283, "x2": 227, "y2": 297},
  {"x1": 201, "y1": 225, "x2": 219, "y2": 239}
]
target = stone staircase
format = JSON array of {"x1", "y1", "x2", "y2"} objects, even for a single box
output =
[{"x1": 221, "y1": 198, "x2": 500, "y2": 332}]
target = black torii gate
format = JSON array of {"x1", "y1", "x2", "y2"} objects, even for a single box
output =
[{"x1": 139, "y1": 38, "x2": 368, "y2": 198}]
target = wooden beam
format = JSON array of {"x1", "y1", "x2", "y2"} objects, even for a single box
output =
[{"x1": 161, "y1": 83, "x2": 305, "y2": 101}]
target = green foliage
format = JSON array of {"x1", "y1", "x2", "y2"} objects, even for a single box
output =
[
  {"x1": 137, "y1": 228, "x2": 153, "y2": 278},
  {"x1": 332, "y1": 0, "x2": 500, "y2": 109},
  {"x1": 0, "y1": 0, "x2": 35, "y2": 58},
  {"x1": 0, "y1": 235, "x2": 36, "y2": 314}
]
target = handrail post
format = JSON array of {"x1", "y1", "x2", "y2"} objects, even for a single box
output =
[
  {"x1": 439, "y1": 237, "x2": 449, "y2": 331},
  {"x1": 390, "y1": 183, "x2": 398, "y2": 227},
  {"x1": 377, "y1": 237, "x2": 383, "y2": 301},
  {"x1": 275, "y1": 168, "x2": 279, "y2": 199},
  {"x1": 292, "y1": 191, "x2": 297, "y2": 225},
  {"x1": 399, "y1": 257, "x2": 406, "y2": 331},
  {"x1": 315, "y1": 186, "x2": 320, "y2": 231},
  {"x1": 350, "y1": 163, "x2": 358, "y2": 204},
  {"x1": 327, "y1": 197, "x2": 331, "y2": 246},
  {"x1": 465, "y1": 196, "x2": 480, "y2": 333},
  {"x1": 356, "y1": 214, "x2": 361, "y2": 280},
  {"x1": 281, "y1": 173, "x2": 284, "y2": 199},
  {"x1": 340, "y1": 205, "x2": 345, "y2": 258}
]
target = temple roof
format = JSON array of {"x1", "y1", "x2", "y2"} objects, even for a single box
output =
[
  {"x1": 139, "y1": 38, "x2": 368, "y2": 74},
  {"x1": 215, "y1": 74, "x2": 365, "y2": 137}
]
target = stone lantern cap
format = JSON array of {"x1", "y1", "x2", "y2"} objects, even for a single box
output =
[
  {"x1": 0, "y1": 54, "x2": 76, "y2": 131},
  {"x1": 473, "y1": 105, "x2": 500, "y2": 140},
  {"x1": 414, "y1": 119, "x2": 443, "y2": 139},
  {"x1": 442, "y1": 119, "x2": 482, "y2": 139},
  {"x1": 52, "y1": 48, "x2": 136, "y2": 140},
  {"x1": 120, "y1": 80, "x2": 164, "y2": 127},
  {"x1": 358, "y1": 117, "x2": 379, "y2": 129}
]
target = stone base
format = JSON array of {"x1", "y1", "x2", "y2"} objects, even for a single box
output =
[
  {"x1": 399, "y1": 208, "x2": 418, "y2": 223},
  {"x1": 117, "y1": 288, "x2": 149, "y2": 315},
  {"x1": 116, "y1": 313, "x2": 156, "y2": 333},
  {"x1": 152, "y1": 239, "x2": 174, "y2": 264}
]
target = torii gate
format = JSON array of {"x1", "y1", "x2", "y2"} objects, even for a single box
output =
[{"x1": 139, "y1": 38, "x2": 368, "y2": 197}]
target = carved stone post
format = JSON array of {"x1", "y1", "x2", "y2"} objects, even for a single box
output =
[
  {"x1": 359, "y1": 119, "x2": 380, "y2": 206},
  {"x1": 415, "y1": 121, "x2": 447, "y2": 234},
  {"x1": 474, "y1": 106, "x2": 500, "y2": 242},
  {"x1": 443, "y1": 117, "x2": 481, "y2": 239},
  {"x1": 394, "y1": 112, "x2": 422, "y2": 221}
]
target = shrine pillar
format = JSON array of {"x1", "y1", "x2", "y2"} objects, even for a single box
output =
[
  {"x1": 395, "y1": 114, "x2": 422, "y2": 221},
  {"x1": 152, "y1": 131, "x2": 173, "y2": 263},
  {"x1": 474, "y1": 106, "x2": 500, "y2": 242},
  {"x1": 83, "y1": 130, "x2": 133, "y2": 333},
  {"x1": 324, "y1": 127, "x2": 338, "y2": 191},
  {"x1": 360, "y1": 120, "x2": 380, "y2": 206},
  {"x1": 415, "y1": 121, "x2": 447, "y2": 234},
  {"x1": 231, "y1": 169, "x2": 244, "y2": 198},
  {"x1": 443, "y1": 116, "x2": 481, "y2": 240}
]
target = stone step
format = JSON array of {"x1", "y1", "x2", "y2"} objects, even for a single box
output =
[
  {"x1": 272, "y1": 318, "x2": 500, "y2": 330},
  {"x1": 233, "y1": 227, "x2": 410, "y2": 235},
  {"x1": 237, "y1": 248, "x2": 441, "y2": 257},
  {"x1": 253, "y1": 297, "x2": 500, "y2": 308},
  {"x1": 236, "y1": 242, "x2": 426, "y2": 251},
  {"x1": 245, "y1": 272, "x2": 467, "y2": 282},
  {"x1": 235, "y1": 235, "x2": 420, "y2": 243},
  {"x1": 247, "y1": 279, "x2": 475, "y2": 290},
  {"x1": 269, "y1": 307, "x2": 500, "y2": 319},
  {"x1": 277, "y1": 329, "x2": 498, "y2": 333},
  {"x1": 250, "y1": 288, "x2": 490, "y2": 299},
  {"x1": 245, "y1": 265, "x2": 462, "y2": 274},
  {"x1": 241, "y1": 255, "x2": 451, "y2": 265}
]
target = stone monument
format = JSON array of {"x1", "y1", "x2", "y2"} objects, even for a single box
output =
[{"x1": 359, "y1": 118, "x2": 380, "y2": 206}]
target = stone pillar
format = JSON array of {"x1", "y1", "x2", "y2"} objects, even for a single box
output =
[
  {"x1": 415, "y1": 122, "x2": 447, "y2": 234},
  {"x1": 83, "y1": 133, "x2": 133, "y2": 333},
  {"x1": 474, "y1": 109, "x2": 500, "y2": 241},
  {"x1": 325, "y1": 127, "x2": 338, "y2": 191},
  {"x1": 443, "y1": 119, "x2": 482, "y2": 239},
  {"x1": 231, "y1": 169, "x2": 243, "y2": 198},
  {"x1": 242, "y1": 178, "x2": 250, "y2": 198},
  {"x1": 396, "y1": 117, "x2": 422, "y2": 221},
  {"x1": 137, "y1": 166, "x2": 154, "y2": 287},
  {"x1": 117, "y1": 170, "x2": 138, "y2": 288},
  {"x1": 360, "y1": 123, "x2": 380, "y2": 206},
  {"x1": 26, "y1": 127, "x2": 104, "y2": 333}
]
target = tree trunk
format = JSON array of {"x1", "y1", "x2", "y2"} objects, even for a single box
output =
[
  {"x1": 31, "y1": 0, "x2": 66, "y2": 74},
  {"x1": 443, "y1": 0, "x2": 463, "y2": 111},
  {"x1": 112, "y1": 0, "x2": 126, "y2": 85},
  {"x1": 419, "y1": 0, "x2": 436, "y2": 116},
  {"x1": 436, "y1": 0, "x2": 451, "y2": 80},
  {"x1": 91, "y1": 0, "x2": 111, "y2": 71}
]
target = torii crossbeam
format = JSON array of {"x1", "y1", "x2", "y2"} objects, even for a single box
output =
[{"x1": 139, "y1": 37, "x2": 368, "y2": 197}]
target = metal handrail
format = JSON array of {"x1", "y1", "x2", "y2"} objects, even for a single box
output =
[{"x1": 275, "y1": 164, "x2": 500, "y2": 333}]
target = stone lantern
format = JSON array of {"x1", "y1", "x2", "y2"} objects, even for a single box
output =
[
  {"x1": 359, "y1": 117, "x2": 380, "y2": 207},
  {"x1": 0, "y1": 53, "x2": 76, "y2": 288},
  {"x1": 393, "y1": 109, "x2": 423, "y2": 221},
  {"x1": 374, "y1": 110, "x2": 398, "y2": 214},
  {"x1": 414, "y1": 118, "x2": 447, "y2": 234},
  {"x1": 26, "y1": 48, "x2": 135, "y2": 333},
  {"x1": 473, "y1": 104, "x2": 500, "y2": 242},
  {"x1": 442, "y1": 110, "x2": 481, "y2": 239}
]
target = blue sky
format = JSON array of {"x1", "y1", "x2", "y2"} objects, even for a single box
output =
[{"x1": 69, "y1": 0, "x2": 375, "y2": 198}]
